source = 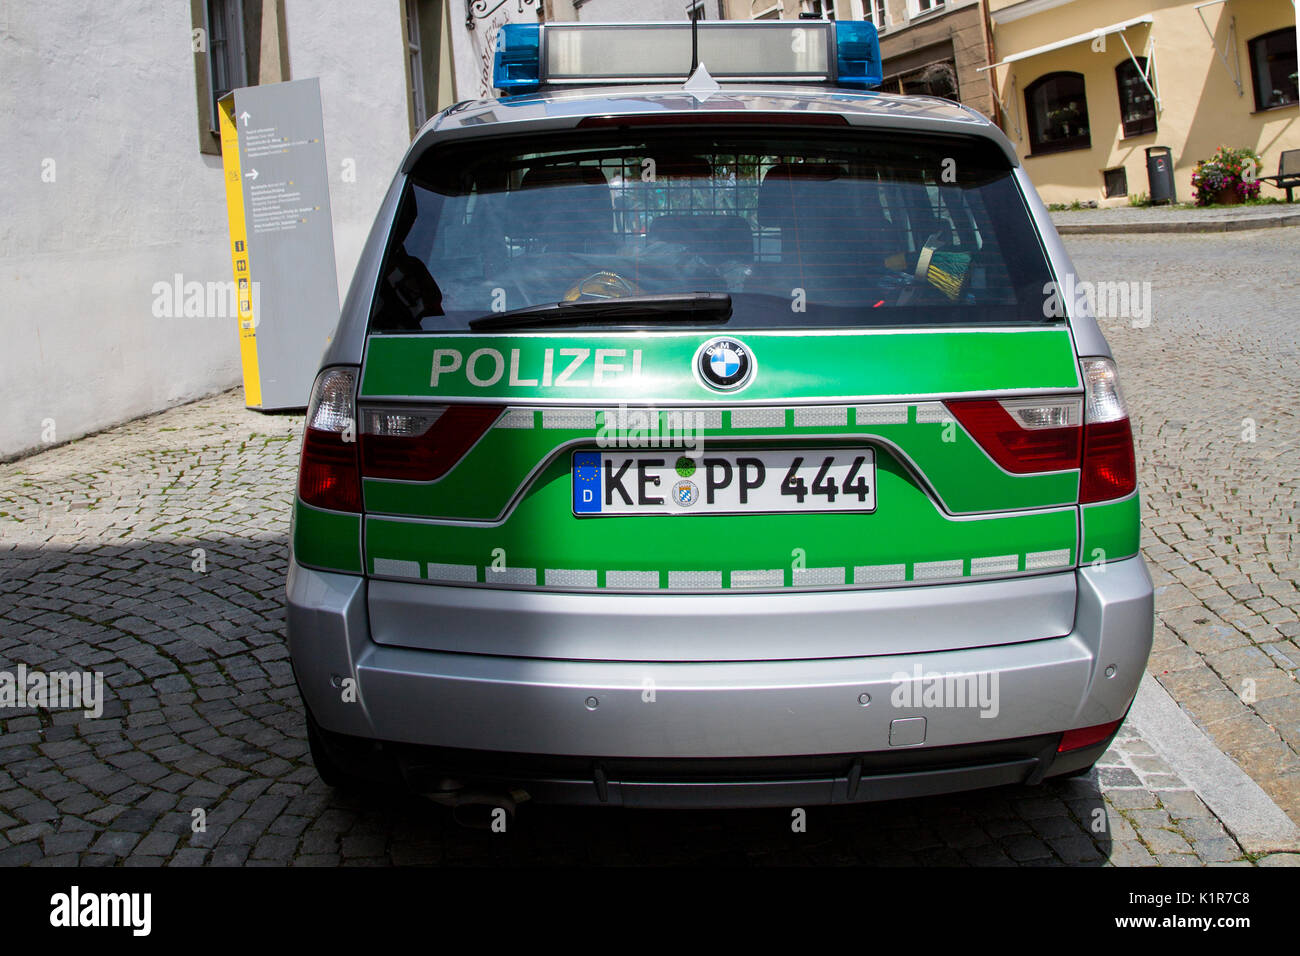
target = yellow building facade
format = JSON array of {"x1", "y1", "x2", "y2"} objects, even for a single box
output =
[{"x1": 985, "y1": 0, "x2": 1299, "y2": 205}]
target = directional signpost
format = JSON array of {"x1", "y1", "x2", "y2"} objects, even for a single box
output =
[{"x1": 218, "y1": 78, "x2": 340, "y2": 410}]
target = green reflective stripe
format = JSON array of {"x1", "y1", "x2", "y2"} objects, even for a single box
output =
[
  {"x1": 359, "y1": 328, "x2": 1080, "y2": 402},
  {"x1": 293, "y1": 499, "x2": 363, "y2": 574},
  {"x1": 361, "y1": 409, "x2": 1078, "y2": 520},
  {"x1": 1081, "y1": 493, "x2": 1141, "y2": 563},
  {"x1": 364, "y1": 452, "x2": 1077, "y2": 586}
]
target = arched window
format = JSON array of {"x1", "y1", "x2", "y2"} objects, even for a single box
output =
[
  {"x1": 1024, "y1": 72, "x2": 1090, "y2": 155},
  {"x1": 1116, "y1": 58, "x2": 1157, "y2": 137}
]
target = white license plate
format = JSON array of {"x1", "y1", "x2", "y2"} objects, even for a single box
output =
[{"x1": 572, "y1": 448, "x2": 876, "y2": 516}]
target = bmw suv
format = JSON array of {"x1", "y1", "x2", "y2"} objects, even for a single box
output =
[{"x1": 286, "y1": 20, "x2": 1153, "y2": 811}]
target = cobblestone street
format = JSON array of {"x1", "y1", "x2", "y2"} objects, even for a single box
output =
[
  {"x1": 1080, "y1": 230, "x2": 1300, "y2": 826},
  {"x1": 0, "y1": 230, "x2": 1297, "y2": 866}
]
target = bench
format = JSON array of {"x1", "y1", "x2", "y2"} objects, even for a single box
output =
[{"x1": 1259, "y1": 149, "x2": 1300, "y2": 202}]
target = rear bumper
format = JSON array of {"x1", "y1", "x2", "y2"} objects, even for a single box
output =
[
  {"x1": 317, "y1": 731, "x2": 1111, "y2": 808},
  {"x1": 288, "y1": 556, "x2": 1153, "y2": 804}
]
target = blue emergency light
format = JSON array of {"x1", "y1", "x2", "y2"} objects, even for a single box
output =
[
  {"x1": 492, "y1": 20, "x2": 881, "y2": 96},
  {"x1": 493, "y1": 22, "x2": 542, "y2": 94},
  {"x1": 833, "y1": 20, "x2": 884, "y2": 91}
]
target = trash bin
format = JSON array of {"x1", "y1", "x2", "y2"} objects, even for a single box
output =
[{"x1": 1146, "y1": 146, "x2": 1176, "y2": 205}]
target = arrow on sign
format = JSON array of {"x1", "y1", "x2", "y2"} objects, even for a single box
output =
[
  {"x1": 244, "y1": 169, "x2": 259, "y2": 180},
  {"x1": 239, "y1": 111, "x2": 250, "y2": 126}
]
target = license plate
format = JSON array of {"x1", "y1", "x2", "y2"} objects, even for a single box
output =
[{"x1": 572, "y1": 448, "x2": 876, "y2": 516}]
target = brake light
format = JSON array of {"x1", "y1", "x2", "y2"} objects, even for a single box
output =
[
  {"x1": 299, "y1": 368, "x2": 361, "y2": 513},
  {"x1": 359, "y1": 404, "x2": 503, "y2": 481},
  {"x1": 576, "y1": 112, "x2": 849, "y2": 128},
  {"x1": 944, "y1": 397, "x2": 1082, "y2": 474},
  {"x1": 1058, "y1": 718, "x2": 1123, "y2": 753},
  {"x1": 1079, "y1": 357, "x2": 1137, "y2": 504}
]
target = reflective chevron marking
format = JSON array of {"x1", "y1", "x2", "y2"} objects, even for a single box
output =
[
  {"x1": 914, "y1": 403, "x2": 953, "y2": 424},
  {"x1": 792, "y1": 566, "x2": 846, "y2": 586},
  {"x1": 484, "y1": 566, "x2": 538, "y2": 585},
  {"x1": 425, "y1": 562, "x2": 477, "y2": 582},
  {"x1": 913, "y1": 559, "x2": 964, "y2": 579},
  {"x1": 372, "y1": 558, "x2": 420, "y2": 578},
  {"x1": 854, "y1": 563, "x2": 907, "y2": 584},
  {"x1": 374, "y1": 549, "x2": 1075, "y2": 589},
  {"x1": 853, "y1": 403, "x2": 909, "y2": 425},
  {"x1": 793, "y1": 405, "x2": 848, "y2": 426},
  {"x1": 971, "y1": 554, "x2": 1020, "y2": 576},
  {"x1": 667, "y1": 570, "x2": 723, "y2": 589},
  {"x1": 678, "y1": 408, "x2": 723, "y2": 429},
  {"x1": 495, "y1": 409, "x2": 536, "y2": 429},
  {"x1": 544, "y1": 568, "x2": 598, "y2": 587},
  {"x1": 1026, "y1": 548, "x2": 1072, "y2": 570},
  {"x1": 605, "y1": 570, "x2": 661, "y2": 589},
  {"x1": 542, "y1": 408, "x2": 598, "y2": 429},
  {"x1": 729, "y1": 407, "x2": 786, "y2": 428},
  {"x1": 730, "y1": 569, "x2": 784, "y2": 588}
]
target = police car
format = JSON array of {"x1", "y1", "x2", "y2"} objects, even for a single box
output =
[{"x1": 288, "y1": 19, "x2": 1152, "y2": 813}]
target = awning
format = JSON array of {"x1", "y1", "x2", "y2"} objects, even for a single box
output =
[{"x1": 977, "y1": 15, "x2": 1153, "y2": 73}]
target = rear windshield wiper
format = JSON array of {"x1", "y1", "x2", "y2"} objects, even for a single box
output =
[{"x1": 468, "y1": 293, "x2": 731, "y2": 331}]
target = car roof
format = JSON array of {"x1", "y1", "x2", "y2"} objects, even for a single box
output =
[{"x1": 402, "y1": 85, "x2": 1019, "y2": 171}]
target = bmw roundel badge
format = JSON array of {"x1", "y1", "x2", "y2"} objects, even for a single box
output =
[{"x1": 697, "y1": 337, "x2": 753, "y2": 391}]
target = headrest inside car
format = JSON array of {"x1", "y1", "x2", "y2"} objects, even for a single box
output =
[
  {"x1": 757, "y1": 163, "x2": 850, "y2": 225},
  {"x1": 509, "y1": 165, "x2": 613, "y2": 245},
  {"x1": 519, "y1": 165, "x2": 611, "y2": 189}
]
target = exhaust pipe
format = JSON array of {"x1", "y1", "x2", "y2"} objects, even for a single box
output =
[{"x1": 424, "y1": 785, "x2": 529, "y2": 829}]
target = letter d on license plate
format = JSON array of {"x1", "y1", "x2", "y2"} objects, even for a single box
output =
[
  {"x1": 573, "y1": 451, "x2": 604, "y2": 513},
  {"x1": 572, "y1": 448, "x2": 876, "y2": 516}
]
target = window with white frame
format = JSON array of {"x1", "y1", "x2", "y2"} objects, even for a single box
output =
[
  {"x1": 800, "y1": 1, "x2": 835, "y2": 18},
  {"x1": 855, "y1": 0, "x2": 886, "y2": 28},
  {"x1": 912, "y1": 0, "x2": 944, "y2": 15}
]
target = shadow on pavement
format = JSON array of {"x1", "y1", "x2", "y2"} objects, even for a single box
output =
[{"x1": 0, "y1": 536, "x2": 1113, "y2": 866}]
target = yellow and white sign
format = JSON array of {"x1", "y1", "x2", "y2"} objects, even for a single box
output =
[{"x1": 217, "y1": 80, "x2": 340, "y2": 410}]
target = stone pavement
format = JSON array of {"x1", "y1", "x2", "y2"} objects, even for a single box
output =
[
  {"x1": 1051, "y1": 202, "x2": 1300, "y2": 234},
  {"x1": 1069, "y1": 228, "x2": 1300, "y2": 827},
  {"x1": 0, "y1": 230, "x2": 1297, "y2": 866}
]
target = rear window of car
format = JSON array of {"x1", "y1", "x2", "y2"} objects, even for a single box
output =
[{"x1": 369, "y1": 129, "x2": 1057, "y2": 333}]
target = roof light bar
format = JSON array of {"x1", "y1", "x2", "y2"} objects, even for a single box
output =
[{"x1": 491, "y1": 20, "x2": 881, "y2": 96}]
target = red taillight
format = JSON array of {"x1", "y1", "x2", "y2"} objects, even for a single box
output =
[
  {"x1": 359, "y1": 404, "x2": 503, "y2": 482},
  {"x1": 944, "y1": 398, "x2": 1082, "y2": 474},
  {"x1": 298, "y1": 369, "x2": 361, "y2": 513},
  {"x1": 577, "y1": 112, "x2": 849, "y2": 128},
  {"x1": 1079, "y1": 358, "x2": 1137, "y2": 503},
  {"x1": 945, "y1": 358, "x2": 1136, "y2": 504},
  {"x1": 1080, "y1": 417, "x2": 1136, "y2": 503},
  {"x1": 300, "y1": 428, "x2": 362, "y2": 512},
  {"x1": 1058, "y1": 718, "x2": 1123, "y2": 753}
]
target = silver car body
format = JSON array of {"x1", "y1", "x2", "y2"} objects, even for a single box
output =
[{"x1": 290, "y1": 84, "x2": 1152, "y2": 808}]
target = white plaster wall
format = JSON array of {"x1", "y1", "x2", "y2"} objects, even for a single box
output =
[
  {"x1": 282, "y1": 1, "x2": 414, "y2": 309},
  {"x1": 574, "y1": 0, "x2": 690, "y2": 21},
  {"x1": 0, "y1": 1, "x2": 421, "y2": 459},
  {"x1": 450, "y1": 0, "x2": 543, "y2": 101},
  {"x1": 449, "y1": 0, "x2": 687, "y2": 104},
  {"x1": 0, "y1": 1, "x2": 240, "y2": 460}
]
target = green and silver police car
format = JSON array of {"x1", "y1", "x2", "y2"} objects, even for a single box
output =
[{"x1": 287, "y1": 19, "x2": 1152, "y2": 812}]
